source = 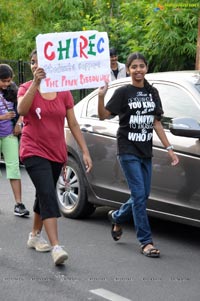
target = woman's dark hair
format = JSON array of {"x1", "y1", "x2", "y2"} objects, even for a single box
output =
[
  {"x1": 0, "y1": 64, "x2": 17, "y2": 103},
  {"x1": 126, "y1": 52, "x2": 148, "y2": 69},
  {"x1": 0, "y1": 64, "x2": 14, "y2": 80},
  {"x1": 126, "y1": 52, "x2": 164, "y2": 119},
  {"x1": 2, "y1": 82, "x2": 18, "y2": 103}
]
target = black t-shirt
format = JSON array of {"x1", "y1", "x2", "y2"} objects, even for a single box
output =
[{"x1": 105, "y1": 84, "x2": 163, "y2": 158}]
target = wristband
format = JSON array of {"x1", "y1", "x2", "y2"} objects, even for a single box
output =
[{"x1": 166, "y1": 145, "x2": 174, "y2": 150}]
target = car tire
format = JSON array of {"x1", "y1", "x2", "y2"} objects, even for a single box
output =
[{"x1": 56, "y1": 156, "x2": 96, "y2": 219}]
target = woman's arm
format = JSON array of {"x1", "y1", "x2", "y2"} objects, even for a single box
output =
[
  {"x1": 98, "y1": 82, "x2": 111, "y2": 120},
  {"x1": 13, "y1": 115, "x2": 23, "y2": 136},
  {"x1": 17, "y1": 67, "x2": 45, "y2": 116},
  {"x1": 66, "y1": 108, "x2": 92, "y2": 173},
  {"x1": 154, "y1": 119, "x2": 179, "y2": 166}
]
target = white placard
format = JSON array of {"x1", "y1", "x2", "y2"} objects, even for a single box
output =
[{"x1": 36, "y1": 31, "x2": 110, "y2": 92}]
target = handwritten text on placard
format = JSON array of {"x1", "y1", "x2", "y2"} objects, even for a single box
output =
[{"x1": 36, "y1": 31, "x2": 110, "y2": 92}]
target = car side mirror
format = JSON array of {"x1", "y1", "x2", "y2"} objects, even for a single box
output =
[{"x1": 169, "y1": 117, "x2": 200, "y2": 138}]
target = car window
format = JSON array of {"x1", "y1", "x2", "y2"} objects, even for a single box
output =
[
  {"x1": 153, "y1": 83, "x2": 200, "y2": 128},
  {"x1": 195, "y1": 84, "x2": 200, "y2": 93},
  {"x1": 86, "y1": 86, "x2": 119, "y2": 121}
]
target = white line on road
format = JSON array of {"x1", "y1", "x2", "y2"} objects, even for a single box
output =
[{"x1": 90, "y1": 288, "x2": 132, "y2": 301}]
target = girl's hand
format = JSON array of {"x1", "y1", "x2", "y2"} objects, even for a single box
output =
[
  {"x1": 98, "y1": 81, "x2": 109, "y2": 97},
  {"x1": 13, "y1": 123, "x2": 22, "y2": 136},
  {"x1": 33, "y1": 67, "x2": 46, "y2": 85},
  {"x1": 3, "y1": 111, "x2": 16, "y2": 120},
  {"x1": 83, "y1": 153, "x2": 93, "y2": 173},
  {"x1": 168, "y1": 150, "x2": 179, "y2": 166}
]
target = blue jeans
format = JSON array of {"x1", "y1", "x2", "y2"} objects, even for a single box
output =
[{"x1": 113, "y1": 154, "x2": 153, "y2": 246}]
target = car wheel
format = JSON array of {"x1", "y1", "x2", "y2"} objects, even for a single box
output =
[{"x1": 56, "y1": 156, "x2": 96, "y2": 219}]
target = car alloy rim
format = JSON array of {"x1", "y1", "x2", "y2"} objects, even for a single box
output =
[{"x1": 57, "y1": 165, "x2": 80, "y2": 210}]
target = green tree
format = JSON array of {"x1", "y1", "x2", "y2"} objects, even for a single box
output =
[
  {"x1": 0, "y1": 0, "x2": 199, "y2": 71},
  {"x1": 107, "y1": 0, "x2": 199, "y2": 71},
  {"x1": 143, "y1": 2, "x2": 199, "y2": 71}
]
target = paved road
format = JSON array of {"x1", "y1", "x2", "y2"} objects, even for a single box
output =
[{"x1": 0, "y1": 164, "x2": 200, "y2": 301}]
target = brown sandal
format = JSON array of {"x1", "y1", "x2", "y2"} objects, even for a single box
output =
[{"x1": 141, "y1": 244, "x2": 160, "y2": 258}]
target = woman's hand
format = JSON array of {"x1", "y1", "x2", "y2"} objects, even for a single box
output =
[
  {"x1": 98, "y1": 81, "x2": 109, "y2": 97},
  {"x1": 83, "y1": 152, "x2": 93, "y2": 173},
  {"x1": 3, "y1": 111, "x2": 16, "y2": 120},
  {"x1": 33, "y1": 67, "x2": 46, "y2": 85},
  {"x1": 168, "y1": 149, "x2": 179, "y2": 166},
  {"x1": 98, "y1": 81, "x2": 111, "y2": 120},
  {"x1": 13, "y1": 123, "x2": 22, "y2": 136}
]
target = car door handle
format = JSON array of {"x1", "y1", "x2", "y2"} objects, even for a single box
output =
[{"x1": 80, "y1": 124, "x2": 94, "y2": 132}]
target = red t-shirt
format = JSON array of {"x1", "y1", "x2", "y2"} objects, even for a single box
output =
[{"x1": 18, "y1": 81, "x2": 74, "y2": 163}]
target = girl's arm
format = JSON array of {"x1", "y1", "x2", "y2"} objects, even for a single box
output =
[
  {"x1": 98, "y1": 82, "x2": 111, "y2": 120},
  {"x1": 154, "y1": 119, "x2": 179, "y2": 166}
]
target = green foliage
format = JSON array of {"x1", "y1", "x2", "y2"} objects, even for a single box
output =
[
  {"x1": 142, "y1": 2, "x2": 199, "y2": 71},
  {"x1": 0, "y1": 0, "x2": 199, "y2": 71}
]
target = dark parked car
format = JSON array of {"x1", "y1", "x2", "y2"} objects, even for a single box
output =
[{"x1": 56, "y1": 71, "x2": 200, "y2": 227}]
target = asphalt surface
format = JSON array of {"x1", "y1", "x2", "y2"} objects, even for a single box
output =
[{"x1": 0, "y1": 164, "x2": 200, "y2": 301}]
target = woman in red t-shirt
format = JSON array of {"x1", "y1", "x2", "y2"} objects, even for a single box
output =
[{"x1": 18, "y1": 50, "x2": 92, "y2": 266}]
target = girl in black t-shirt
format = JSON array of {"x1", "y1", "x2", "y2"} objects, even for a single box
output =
[{"x1": 98, "y1": 52, "x2": 179, "y2": 258}]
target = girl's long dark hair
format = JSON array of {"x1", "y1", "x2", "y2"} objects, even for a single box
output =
[
  {"x1": 126, "y1": 52, "x2": 164, "y2": 120},
  {"x1": 0, "y1": 64, "x2": 13, "y2": 80},
  {"x1": 0, "y1": 64, "x2": 17, "y2": 103},
  {"x1": 2, "y1": 82, "x2": 18, "y2": 103}
]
